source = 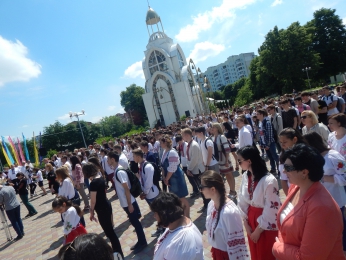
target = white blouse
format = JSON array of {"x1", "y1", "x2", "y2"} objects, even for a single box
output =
[
  {"x1": 58, "y1": 178, "x2": 75, "y2": 199},
  {"x1": 206, "y1": 200, "x2": 249, "y2": 259},
  {"x1": 328, "y1": 132, "x2": 346, "y2": 160},
  {"x1": 62, "y1": 207, "x2": 80, "y2": 235},
  {"x1": 154, "y1": 220, "x2": 204, "y2": 260},
  {"x1": 235, "y1": 126, "x2": 253, "y2": 149},
  {"x1": 161, "y1": 149, "x2": 180, "y2": 173},
  {"x1": 238, "y1": 172, "x2": 281, "y2": 230}
]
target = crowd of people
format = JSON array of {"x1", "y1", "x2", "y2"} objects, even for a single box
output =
[{"x1": 0, "y1": 83, "x2": 346, "y2": 259}]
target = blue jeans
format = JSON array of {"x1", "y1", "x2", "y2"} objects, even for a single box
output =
[
  {"x1": 123, "y1": 201, "x2": 147, "y2": 245},
  {"x1": 84, "y1": 178, "x2": 90, "y2": 192},
  {"x1": 6, "y1": 205, "x2": 24, "y2": 236},
  {"x1": 145, "y1": 197, "x2": 155, "y2": 206},
  {"x1": 266, "y1": 142, "x2": 279, "y2": 172}
]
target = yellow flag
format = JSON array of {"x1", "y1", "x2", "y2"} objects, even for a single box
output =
[
  {"x1": 0, "y1": 141, "x2": 12, "y2": 166},
  {"x1": 33, "y1": 132, "x2": 39, "y2": 167}
]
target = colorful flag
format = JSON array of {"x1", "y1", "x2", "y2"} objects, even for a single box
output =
[
  {"x1": 1, "y1": 136, "x2": 14, "y2": 165},
  {"x1": 0, "y1": 141, "x2": 12, "y2": 166},
  {"x1": 22, "y1": 133, "x2": 30, "y2": 161},
  {"x1": 33, "y1": 132, "x2": 39, "y2": 167},
  {"x1": 8, "y1": 136, "x2": 21, "y2": 166},
  {"x1": 17, "y1": 137, "x2": 26, "y2": 162}
]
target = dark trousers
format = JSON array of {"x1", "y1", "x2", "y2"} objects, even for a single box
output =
[
  {"x1": 6, "y1": 205, "x2": 24, "y2": 236},
  {"x1": 19, "y1": 194, "x2": 37, "y2": 214},
  {"x1": 29, "y1": 183, "x2": 37, "y2": 195},
  {"x1": 192, "y1": 170, "x2": 210, "y2": 207},
  {"x1": 97, "y1": 208, "x2": 123, "y2": 257},
  {"x1": 123, "y1": 201, "x2": 147, "y2": 246},
  {"x1": 84, "y1": 178, "x2": 90, "y2": 192},
  {"x1": 266, "y1": 142, "x2": 279, "y2": 172},
  {"x1": 183, "y1": 167, "x2": 199, "y2": 193}
]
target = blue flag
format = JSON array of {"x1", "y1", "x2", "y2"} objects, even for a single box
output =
[
  {"x1": 1, "y1": 136, "x2": 15, "y2": 165},
  {"x1": 22, "y1": 133, "x2": 30, "y2": 161}
]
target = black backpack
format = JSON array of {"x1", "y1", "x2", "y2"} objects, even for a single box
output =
[
  {"x1": 204, "y1": 137, "x2": 219, "y2": 161},
  {"x1": 115, "y1": 167, "x2": 142, "y2": 198},
  {"x1": 143, "y1": 161, "x2": 162, "y2": 191}
]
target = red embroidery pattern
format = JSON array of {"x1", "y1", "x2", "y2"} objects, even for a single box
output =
[
  {"x1": 267, "y1": 222, "x2": 277, "y2": 230},
  {"x1": 227, "y1": 238, "x2": 246, "y2": 247},
  {"x1": 270, "y1": 201, "x2": 279, "y2": 209}
]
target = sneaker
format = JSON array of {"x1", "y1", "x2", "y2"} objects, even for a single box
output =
[
  {"x1": 197, "y1": 206, "x2": 207, "y2": 213},
  {"x1": 132, "y1": 243, "x2": 148, "y2": 254},
  {"x1": 151, "y1": 228, "x2": 164, "y2": 237},
  {"x1": 190, "y1": 192, "x2": 200, "y2": 198},
  {"x1": 14, "y1": 235, "x2": 23, "y2": 241},
  {"x1": 25, "y1": 214, "x2": 31, "y2": 218}
]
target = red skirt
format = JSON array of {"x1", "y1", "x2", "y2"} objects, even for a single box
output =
[
  {"x1": 247, "y1": 206, "x2": 277, "y2": 260},
  {"x1": 211, "y1": 247, "x2": 229, "y2": 260},
  {"x1": 65, "y1": 223, "x2": 87, "y2": 244}
]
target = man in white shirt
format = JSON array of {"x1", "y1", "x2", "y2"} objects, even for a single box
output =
[
  {"x1": 107, "y1": 152, "x2": 147, "y2": 254},
  {"x1": 100, "y1": 149, "x2": 116, "y2": 191},
  {"x1": 7, "y1": 165, "x2": 19, "y2": 181},
  {"x1": 194, "y1": 126, "x2": 219, "y2": 213},
  {"x1": 114, "y1": 145, "x2": 129, "y2": 170},
  {"x1": 322, "y1": 86, "x2": 339, "y2": 116}
]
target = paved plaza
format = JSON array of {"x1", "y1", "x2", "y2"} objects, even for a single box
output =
[{"x1": 0, "y1": 158, "x2": 286, "y2": 260}]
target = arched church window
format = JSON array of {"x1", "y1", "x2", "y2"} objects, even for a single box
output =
[
  {"x1": 148, "y1": 50, "x2": 168, "y2": 76},
  {"x1": 177, "y1": 51, "x2": 185, "y2": 69}
]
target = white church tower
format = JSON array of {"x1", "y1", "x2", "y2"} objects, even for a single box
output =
[{"x1": 141, "y1": 6, "x2": 205, "y2": 127}]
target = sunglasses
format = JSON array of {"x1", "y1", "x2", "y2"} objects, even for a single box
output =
[
  {"x1": 301, "y1": 116, "x2": 308, "y2": 119},
  {"x1": 199, "y1": 185, "x2": 211, "y2": 190},
  {"x1": 283, "y1": 164, "x2": 296, "y2": 172}
]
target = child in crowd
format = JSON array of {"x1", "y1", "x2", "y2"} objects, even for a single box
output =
[{"x1": 52, "y1": 196, "x2": 87, "y2": 244}]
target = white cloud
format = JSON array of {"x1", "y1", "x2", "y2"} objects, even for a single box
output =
[
  {"x1": 124, "y1": 61, "x2": 144, "y2": 79},
  {"x1": 22, "y1": 125, "x2": 29, "y2": 128},
  {"x1": 175, "y1": 0, "x2": 257, "y2": 42},
  {"x1": 90, "y1": 116, "x2": 103, "y2": 123},
  {"x1": 188, "y1": 41, "x2": 225, "y2": 63},
  {"x1": 0, "y1": 35, "x2": 41, "y2": 87},
  {"x1": 57, "y1": 114, "x2": 71, "y2": 121},
  {"x1": 271, "y1": 0, "x2": 283, "y2": 7},
  {"x1": 108, "y1": 105, "x2": 116, "y2": 111},
  {"x1": 343, "y1": 17, "x2": 346, "y2": 25}
]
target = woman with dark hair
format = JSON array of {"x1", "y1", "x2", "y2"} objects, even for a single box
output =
[
  {"x1": 278, "y1": 128, "x2": 306, "y2": 195},
  {"x1": 88, "y1": 157, "x2": 106, "y2": 179},
  {"x1": 151, "y1": 192, "x2": 203, "y2": 260},
  {"x1": 59, "y1": 233, "x2": 122, "y2": 260},
  {"x1": 160, "y1": 135, "x2": 190, "y2": 217},
  {"x1": 70, "y1": 156, "x2": 89, "y2": 210},
  {"x1": 237, "y1": 145, "x2": 280, "y2": 260},
  {"x1": 272, "y1": 144, "x2": 345, "y2": 259},
  {"x1": 201, "y1": 171, "x2": 249, "y2": 260},
  {"x1": 304, "y1": 132, "x2": 346, "y2": 253},
  {"x1": 82, "y1": 162, "x2": 123, "y2": 258},
  {"x1": 328, "y1": 113, "x2": 346, "y2": 160},
  {"x1": 46, "y1": 163, "x2": 59, "y2": 195},
  {"x1": 16, "y1": 172, "x2": 38, "y2": 217}
]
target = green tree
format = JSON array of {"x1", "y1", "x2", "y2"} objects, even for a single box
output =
[
  {"x1": 306, "y1": 8, "x2": 346, "y2": 81},
  {"x1": 223, "y1": 78, "x2": 247, "y2": 100},
  {"x1": 100, "y1": 115, "x2": 127, "y2": 137},
  {"x1": 258, "y1": 22, "x2": 320, "y2": 94},
  {"x1": 234, "y1": 80, "x2": 254, "y2": 107},
  {"x1": 120, "y1": 84, "x2": 147, "y2": 125},
  {"x1": 213, "y1": 90, "x2": 224, "y2": 100}
]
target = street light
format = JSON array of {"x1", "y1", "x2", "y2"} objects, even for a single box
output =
[
  {"x1": 69, "y1": 110, "x2": 87, "y2": 148},
  {"x1": 302, "y1": 67, "x2": 312, "y2": 89}
]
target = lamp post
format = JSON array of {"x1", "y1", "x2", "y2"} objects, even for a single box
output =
[
  {"x1": 69, "y1": 110, "x2": 87, "y2": 148},
  {"x1": 302, "y1": 67, "x2": 312, "y2": 89}
]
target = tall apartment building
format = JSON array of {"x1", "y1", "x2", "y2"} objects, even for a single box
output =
[{"x1": 201, "y1": 52, "x2": 256, "y2": 92}]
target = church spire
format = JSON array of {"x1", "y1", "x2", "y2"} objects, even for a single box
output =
[{"x1": 145, "y1": 6, "x2": 165, "y2": 37}]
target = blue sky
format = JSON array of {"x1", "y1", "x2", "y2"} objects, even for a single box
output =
[{"x1": 0, "y1": 0, "x2": 345, "y2": 139}]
